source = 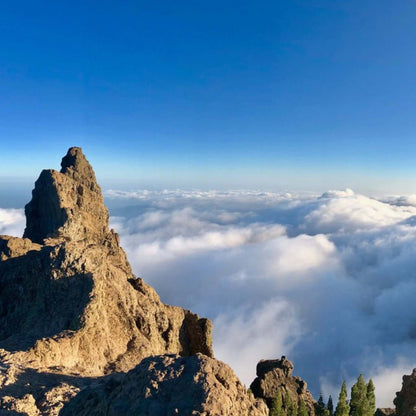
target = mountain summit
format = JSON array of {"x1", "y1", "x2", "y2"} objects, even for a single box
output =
[{"x1": 24, "y1": 147, "x2": 112, "y2": 244}]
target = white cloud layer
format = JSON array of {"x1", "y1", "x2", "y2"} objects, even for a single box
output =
[
  {"x1": 4, "y1": 189, "x2": 416, "y2": 406},
  {"x1": 105, "y1": 188, "x2": 416, "y2": 407},
  {"x1": 0, "y1": 208, "x2": 25, "y2": 236}
]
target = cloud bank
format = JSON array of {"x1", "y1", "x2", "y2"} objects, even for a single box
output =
[
  {"x1": 0, "y1": 208, "x2": 25, "y2": 236},
  {"x1": 105, "y1": 188, "x2": 416, "y2": 406},
  {"x1": 5, "y1": 189, "x2": 416, "y2": 406}
]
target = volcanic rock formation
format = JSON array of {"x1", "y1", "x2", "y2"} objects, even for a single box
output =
[
  {"x1": 250, "y1": 356, "x2": 316, "y2": 415},
  {"x1": 0, "y1": 147, "x2": 212, "y2": 374},
  {"x1": 395, "y1": 368, "x2": 416, "y2": 416},
  {"x1": 0, "y1": 147, "x2": 269, "y2": 415}
]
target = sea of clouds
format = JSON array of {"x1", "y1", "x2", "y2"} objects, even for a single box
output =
[{"x1": 3, "y1": 188, "x2": 416, "y2": 406}]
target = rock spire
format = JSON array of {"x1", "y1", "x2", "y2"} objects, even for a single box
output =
[
  {"x1": 23, "y1": 147, "x2": 109, "y2": 244},
  {"x1": 1, "y1": 147, "x2": 212, "y2": 375}
]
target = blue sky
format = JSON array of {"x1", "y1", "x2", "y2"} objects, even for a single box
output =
[
  {"x1": 2, "y1": 3, "x2": 416, "y2": 403},
  {"x1": 1, "y1": 0, "x2": 415, "y2": 193}
]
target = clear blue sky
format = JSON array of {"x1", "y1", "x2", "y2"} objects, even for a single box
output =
[{"x1": 1, "y1": 0, "x2": 416, "y2": 194}]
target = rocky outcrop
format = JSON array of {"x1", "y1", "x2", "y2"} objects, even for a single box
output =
[
  {"x1": 0, "y1": 147, "x2": 216, "y2": 414},
  {"x1": 250, "y1": 356, "x2": 316, "y2": 415},
  {"x1": 0, "y1": 236, "x2": 41, "y2": 261},
  {"x1": 394, "y1": 368, "x2": 416, "y2": 416},
  {"x1": 61, "y1": 354, "x2": 268, "y2": 416}
]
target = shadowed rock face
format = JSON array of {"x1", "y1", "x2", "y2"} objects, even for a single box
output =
[
  {"x1": 0, "y1": 147, "x2": 218, "y2": 414},
  {"x1": 394, "y1": 368, "x2": 416, "y2": 416},
  {"x1": 250, "y1": 356, "x2": 316, "y2": 415}
]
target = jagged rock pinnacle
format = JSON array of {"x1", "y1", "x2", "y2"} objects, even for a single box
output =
[
  {"x1": 60, "y1": 147, "x2": 97, "y2": 180},
  {"x1": 23, "y1": 147, "x2": 109, "y2": 244},
  {"x1": 2, "y1": 146, "x2": 213, "y2": 374},
  {"x1": 0, "y1": 147, "x2": 262, "y2": 415}
]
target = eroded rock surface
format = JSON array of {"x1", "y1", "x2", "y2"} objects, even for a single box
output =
[
  {"x1": 0, "y1": 147, "x2": 214, "y2": 414},
  {"x1": 250, "y1": 356, "x2": 316, "y2": 415},
  {"x1": 61, "y1": 354, "x2": 268, "y2": 416},
  {"x1": 395, "y1": 368, "x2": 416, "y2": 416}
]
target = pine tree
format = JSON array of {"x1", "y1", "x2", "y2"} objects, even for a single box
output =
[
  {"x1": 284, "y1": 391, "x2": 297, "y2": 416},
  {"x1": 297, "y1": 400, "x2": 309, "y2": 416},
  {"x1": 289, "y1": 400, "x2": 298, "y2": 416},
  {"x1": 290, "y1": 399, "x2": 298, "y2": 416},
  {"x1": 334, "y1": 382, "x2": 349, "y2": 416},
  {"x1": 366, "y1": 379, "x2": 376, "y2": 416},
  {"x1": 350, "y1": 375, "x2": 371, "y2": 416},
  {"x1": 316, "y1": 394, "x2": 329, "y2": 416},
  {"x1": 327, "y1": 395, "x2": 334, "y2": 416},
  {"x1": 270, "y1": 391, "x2": 284, "y2": 416}
]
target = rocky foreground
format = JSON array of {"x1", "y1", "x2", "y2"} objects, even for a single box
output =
[{"x1": 1, "y1": 147, "x2": 416, "y2": 415}]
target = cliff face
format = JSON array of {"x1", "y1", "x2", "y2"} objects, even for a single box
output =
[{"x1": 0, "y1": 147, "x2": 267, "y2": 415}]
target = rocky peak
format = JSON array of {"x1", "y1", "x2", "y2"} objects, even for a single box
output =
[
  {"x1": 1, "y1": 146, "x2": 213, "y2": 376},
  {"x1": 60, "y1": 146, "x2": 96, "y2": 180},
  {"x1": 23, "y1": 147, "x2": 110, "y2": 244}
]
